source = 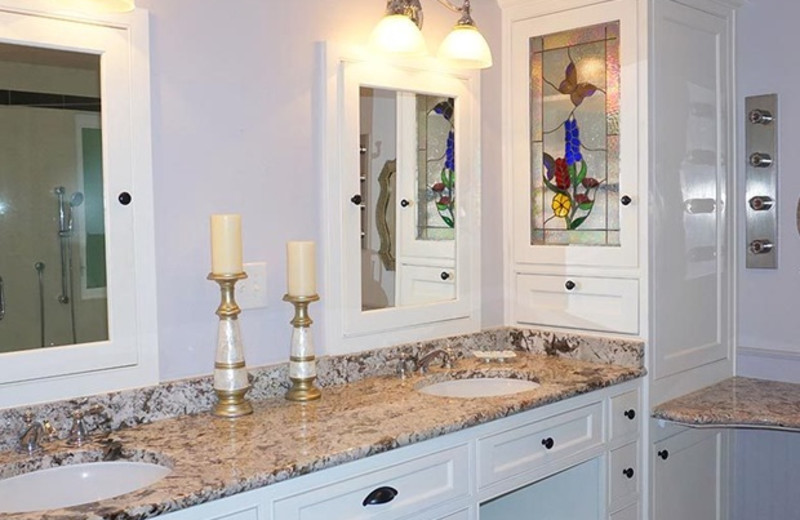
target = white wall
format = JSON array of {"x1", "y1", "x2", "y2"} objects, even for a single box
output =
[
  {"x1": 736, "y1": 0, "x2": 800, "y2": 382},
  {"x1": 735, "y1": 3, "x2": 800, "y2": 519},
  {"x1": 134, "y1": 0, "x2": 502, "y2": 381}
]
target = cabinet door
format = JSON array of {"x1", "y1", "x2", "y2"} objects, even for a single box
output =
[
  {"x1": 508, "y1": 0, "x2": 639, "y2": 269},
  {"x1": 650, "y1": 0, "x2": 734, "y2": 388},
  {"x1": 652, "y1": 428, "x2": 722, "y2": 520}
]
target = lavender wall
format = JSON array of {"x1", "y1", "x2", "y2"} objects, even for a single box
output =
[
  {"x1": 736, "y1": 0, "x2": 800, "y2": 382},
  {"x1": 734, "y1": 3, "x2": 800, "y2": 519},
  {"x1": 134, "y1": 0, "x2": 503, "y2": 381}
]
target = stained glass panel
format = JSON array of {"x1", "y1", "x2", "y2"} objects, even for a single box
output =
[
  {"x1": 529, "y1": 21, "x2": 621, "y2": 247},
  {"x1": 417, "y1": 95, "x2": 455, "y2": 241}
]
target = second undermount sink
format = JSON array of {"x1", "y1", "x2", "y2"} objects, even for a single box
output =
[
  {"x1": 418, "y1": 377, "x2": 541, "y2": 398},
  {"x1": 0, "y1": 461, "x2": 171, "y2": 513}
]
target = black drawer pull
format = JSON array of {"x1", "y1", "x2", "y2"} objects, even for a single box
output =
[
  {"x1": 400, "y1": 199, "x2": 410, "y2": 207},
  {"x1": 541, "y1": 437, "x2": 555, "y2": 450},
  {"x1": 440, "y1": 271, "x2": 450, "y2": 280},
  {"x1": 623, "y1": 467, "x2": 635, "y2": 479},
  {"x1": 624, "y1": 409, "x2": 636, "y2": 420},
  {"x1": 362, "y1": 486, "x2": 398, "y2": 506},
  {"x1": 658, "y1": 449, "x2": 669, "y2": 460},
  {"x1": 565, "y1": 280, "x2": 576, "y2": 291},
  {"x1": 350, "y1": 194, "x2": 362, "y2": 205}
]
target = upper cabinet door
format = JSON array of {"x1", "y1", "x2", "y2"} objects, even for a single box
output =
[
  {"x1": 650, "y1": 0, "x2": 733, "y2": 384},
  {"x1": 508, "y1": 0, "x2": 640, "y2": 270}
]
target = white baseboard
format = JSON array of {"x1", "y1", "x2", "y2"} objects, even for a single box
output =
[{"x1": 737, "y1": 347, "x2": 800, "y2": 383}]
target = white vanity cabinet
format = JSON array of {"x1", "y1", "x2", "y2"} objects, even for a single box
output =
[
  {"x1": 503, "y1": 0, "x2": 642, "y2": 336},
  {"x1": 500, "y1": 0, "x2": 738, "y2": 396},
  {"x1": 499, "y1": 0, "x2": 739, "y2": 517},
  {"x1": 651, "y1": 426, "x2": 727, "y2": 520},
  {"x1": 158, "y1": 380, "x2": 641, "y2": 520}
]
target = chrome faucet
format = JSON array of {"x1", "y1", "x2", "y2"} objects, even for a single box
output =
[
  {"x1": 415, "y1": 349, "x2": 454, "y2": 374},
  {"x1": 67, "y1": 403, "x2": 104, "y2": 446},
  {"x1": 18, "y1": 411, "x2": 55, "y2": 455}
]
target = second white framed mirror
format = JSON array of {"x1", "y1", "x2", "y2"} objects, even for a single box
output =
[{"x1": 320, "y1": 43, "x2": 481, "y2": 354}]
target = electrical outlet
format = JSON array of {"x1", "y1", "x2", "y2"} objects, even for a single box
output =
[{"x1": 239, "y1": 262, "x2": 268, "y2": 310}]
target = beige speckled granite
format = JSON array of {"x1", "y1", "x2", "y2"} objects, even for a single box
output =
[
  {"x1": 0, "y1": 354, "x2": 643, "y2": 520},
  {"x1": 0, "y1": 327, "x2": 644, "y2": 453},
  {"x1": 652, "y1": 377, "x2": 800, "y2": 431}
]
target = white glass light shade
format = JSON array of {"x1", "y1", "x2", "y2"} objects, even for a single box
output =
[
  {"x1": 438, "y1": 24, "x2": 493, "y2": 69},
  {"x1": 369, "y1": 14, "x2": 428, "y2": 57},
  {"x1": 65, "y1": 0, "x2": 135, "y2": 13}
]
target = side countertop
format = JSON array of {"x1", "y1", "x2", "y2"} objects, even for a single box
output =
[
  {"x1": 652, "y1": 376, "x2": 800, "y2": 431},
  {"x1": 0, "y1": 354, "x2": 643, "y2": 520}
]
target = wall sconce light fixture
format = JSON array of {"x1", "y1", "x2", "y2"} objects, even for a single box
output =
[{"x1": 370, "y1": 0, "x2": 493, "y2": 69}]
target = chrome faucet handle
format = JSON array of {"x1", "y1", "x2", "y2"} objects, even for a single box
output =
[
  {"x1": 67, "y1": 404, "x2": 103, "y2": 446},
  {"x1": 18, "y1": 410, "x2": 53, "y2": 455},
  {"x1": 442, "y1": 347, "x2": 455, "y2": 369},
  {"x1": 396, "y1": 353, "x2": 415, "y2": 379}
]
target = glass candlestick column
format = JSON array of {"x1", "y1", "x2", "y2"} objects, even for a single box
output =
[
  {"x1": 283, "y1": 293, "x2": 322, "y2": 401},
  {"x1": 208, "y1": 272, "x2": 253, "y2": 417}
]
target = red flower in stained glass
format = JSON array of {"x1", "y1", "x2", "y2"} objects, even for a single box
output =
[
  {"x1": 575, "y1": 193, "x2": 591, "y2": 205},
  {"x1": 581, "y1": 177, "x2": 600, "y2": 188},
  {"x1": 554, "y1": 157, "x2": 570, "y2": 189}
]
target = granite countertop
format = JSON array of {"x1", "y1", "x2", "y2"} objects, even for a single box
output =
[
  {"x1": 652, "y1": 376, "x2": 800, "y2": 431},
  {"x1": 0, "y1": 353, "x2": 643, "y2": 520}
]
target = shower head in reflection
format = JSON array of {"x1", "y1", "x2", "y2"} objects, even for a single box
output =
[
  {"x1": 54, "y1": 187, "x2": 84, "y2": 234},
  {"x1": 70, "y1": 191, "x2": 84, "y2": 208}
]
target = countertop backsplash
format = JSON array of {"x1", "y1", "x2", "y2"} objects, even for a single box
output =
[{"x1": 0, "y1": 326, "x2": 643, "y2": 453}]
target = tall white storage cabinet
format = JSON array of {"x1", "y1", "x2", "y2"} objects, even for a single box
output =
[{"x1": 498, "y1": 0, "x2": 740, "y2": 518}]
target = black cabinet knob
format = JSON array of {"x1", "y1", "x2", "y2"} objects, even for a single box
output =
[
  {"x1": 400, "y1": 199, "x2": 410, "y2": 208},
  {"x1": 541, "y1": 437, "x2": 555, "y2": 450},
  {"x1": 565, "y1": 280, "x2": 576, "y2": 291},
  {"x1": 440, "y1": 271, "x2": 450, "y2": 280},
  {"x1": 362, "y1": 486, "x2": 398, "y2": 506},
  {"x1": 624, "y1": 409, "x2": 636, "y2": 420},
  {"x1": 118, "y1": 192, "x2": 132, "y2": 206},
  {"x1": 620, "y1": 195, "x2": 632, "y2": 206},
  {"x1": 658, "y1": 449, "x2": 669, "y2": 460},
  {"x1": 350, "y1": 194, "x2": 363, "y2": 205},
  {"x1": 623, "y1": 467, "x2": 635, "y2": 479}
]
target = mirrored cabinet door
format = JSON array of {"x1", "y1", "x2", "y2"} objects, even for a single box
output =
[
  {"x1": 321, "y1": 45, "x2": 481, "y2": 354},
  {"x1": 0, "y1": 4, "x2": 156, "y2": 407}
]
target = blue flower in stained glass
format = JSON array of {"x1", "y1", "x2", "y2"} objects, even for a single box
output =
[
  {"x1": 445, "y1": 130, "x2": 455, "y2": 170},
  {"x1": 564, "y1": 117, "x2": 582, "y2": 165}
]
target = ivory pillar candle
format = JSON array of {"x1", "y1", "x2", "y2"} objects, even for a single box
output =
[
  {"x1": 210, "y1": 214, "x2": 243, "y2": 275},
  {"x1": 286, "y1": 241, "x2": 316, "y2": 297}
]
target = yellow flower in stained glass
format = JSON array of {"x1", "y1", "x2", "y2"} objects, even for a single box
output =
[{"x1": 551, "y1": 193, "x2": 571, "y2": 218}]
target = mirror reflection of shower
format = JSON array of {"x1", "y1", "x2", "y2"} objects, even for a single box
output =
[
  {"x1": 55, "y1": 186, "x2": 84, "y2": 343},
  {"x1": 0, "y1": 41, "x2": 109, "y2": 353}
]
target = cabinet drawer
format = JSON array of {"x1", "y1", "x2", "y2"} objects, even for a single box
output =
[
  {"x1": 610, "y1": 389, "x2": 640, "y2": 442},
  {"x1": 397, "y1": 264, "x2": 456, "y2": 306},
  {"x1": 609, "y1": 442, "x2": 639, "y2": 510},
  {"x1": 477, "y1": 402, "x2": 603, "y2": 488},
  {"x1": 272, "y1": 444, "x2": 469, "y2": 520},
  {"x1": 514, "y1": 274, "x2": 639, "y2": 334}
]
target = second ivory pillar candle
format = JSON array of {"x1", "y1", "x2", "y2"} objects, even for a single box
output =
[{"x1": 286, "y1": 241, "x2": 316, "y2": 297}]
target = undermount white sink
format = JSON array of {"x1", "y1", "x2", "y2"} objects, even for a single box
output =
[
  {"x1": 0, "y1": 461, "x2": 171, "y2": 513},
  {"x1": 418, "y1": 377, "x2": 540, "y2": 398}
]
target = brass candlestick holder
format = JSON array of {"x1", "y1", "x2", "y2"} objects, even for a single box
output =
[
  {"x1": 283, "y1": 293, "x2": 322, "y2": 402},
  {"x1": 208, "y1": 272, "x2": 253, "y2": 417}
]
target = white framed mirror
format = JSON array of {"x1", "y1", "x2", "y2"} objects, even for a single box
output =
[
  {"x1": 321, "y1": 43, "x2": 481, "y2": 354},
  {"x1": 0, "y1": 2, "x2": 157, "y2": 407}
]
